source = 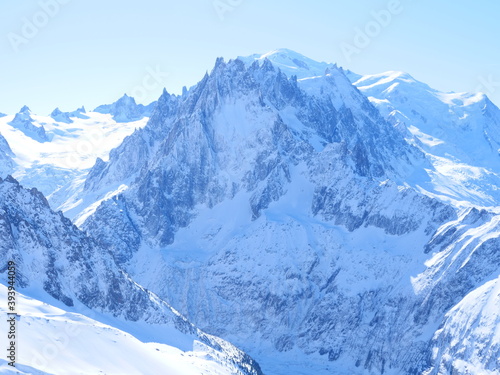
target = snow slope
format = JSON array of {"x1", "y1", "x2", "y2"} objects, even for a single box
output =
[
  {"x1": 0, "y1": 284, "x2": 259, "y2": 375},
  {"x1": 350, "y1": 71, "x2": 500, "y2": 207},
  {"x1": 425, "y1": 275, "x2": 500, "y2": 374}
]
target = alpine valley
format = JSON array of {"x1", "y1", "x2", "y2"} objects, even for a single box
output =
[{"x1": 1, "y1": 49, "x2": 499, "y2": 375}]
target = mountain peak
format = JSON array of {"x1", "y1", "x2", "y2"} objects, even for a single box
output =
[
  {"x1": 19, "y1": 105, "x2": 31, "y2": 114},
  {"x1": 51, "y1": 107, "x2": 62, "y2": 115},
  {"x1": 9, "y1": 106, "x2": 49, "y2": 142},
  {"x1": 50, "y1": 107, "x2": 74, "y2": 123},
  {"x1": 260, "y1": 48, "x2": 309, "y2": 60},
  {"x1": 68, "y1": 105, "x2": 89, "y2": 119},
  {"x1": 112, "y1": 93, "x2": 137, "y2": 106},
  {"x1": 238, "y1": 48, "x2": 339, "y2": 79},
  {"x1": 94, "y1": 94, "x2": 155, "y2": 122}
]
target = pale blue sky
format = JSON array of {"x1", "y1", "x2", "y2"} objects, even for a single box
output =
[{"x1": 1, "y1": 0, "x2": 498, "y2": 114}]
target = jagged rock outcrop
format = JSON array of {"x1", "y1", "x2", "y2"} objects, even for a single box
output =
[
  {"x1": 50, "y1": 107, "x2": 73, "y2": 123},
  {"x1": 8, "y1": 106, "x2": 49, "y2": 142},
  {"x1": 0, "y1": 133, "x2": 15, "y2": 177},
  {"x1": 94, "y1": 94, "x2": 156, "y2": 122}
]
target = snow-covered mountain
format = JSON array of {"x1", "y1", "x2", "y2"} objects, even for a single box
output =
[
  {"x1": 8, "y1": 106, "x2": 50, "y2": 143},
  {"x1": 2, "y1": 49, "x2": 500, "y2": 374},
  {"x1": 349, "y1": 71, "x2": 500, "y2": 207},
  {"x1": 246, "y1": 49, "x2": 500, "y2": 207},
  {"x1": 0, "y1": 176, "x2": 262, "y2": 375},
  {"x1": 425, "y1": 273, "x2": 500, "y2": 374},
  {"x1": 50, "y1": 106, "x2": 89, "y2": 123},
  {"x1": 66, "y1": 52, "x2": 500, "y2": 374},
  {"x1": 0, "y1": 95, "x2": 156, "y2": 216},
  {"x1": 238, "y1": 48, "x2": 338, "y2": 79}
]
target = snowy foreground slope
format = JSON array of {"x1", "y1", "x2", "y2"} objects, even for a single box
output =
[
  {"x1": 0, "y1": 176, "x2": 262, "y2": 375},
  {"x1": 73, "y1": 51, "x2": 500, "y2": 374},
  {"x1": 0, "y1": 284, "x2": 258, "y2": 375}
]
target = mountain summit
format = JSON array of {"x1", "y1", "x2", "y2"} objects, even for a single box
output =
[
  {"x1": 94, "y1": 94, "x2": 156, "y2": 122},
  {"x1": 238, "y1": 48, "x2": 338, "y2": 79},
  {"x1": 8, "y1": 105, "x2": 49, "y2": 142}
]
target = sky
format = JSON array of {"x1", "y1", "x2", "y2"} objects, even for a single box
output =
[{"x1": 0, "y1": 0, "x2": 499, "y2": 114}]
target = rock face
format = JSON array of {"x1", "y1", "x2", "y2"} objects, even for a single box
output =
[
  {"x1": 69, "y1": 106, "x2": 89, "y2": 119},
  {"x1": 0, "y1": 132, "x2": 15, "y2": 177},
  {"x1": 83, "y1": 58, "x2": 438, "y2": 250},
  {"x1": 8, "y1": 106, "x2": 49, "y2": 142},
  {"x1": 50, "y1": 107, "x2": 90, "y2": 123},
  {"x1": 94, "y1": 94, "x2": 156, "y2": 122},
  {"x1": 78, "y1": 56, "x2": 500, "y2": 374},
  {"x1": 424, "y1": 274, "x2": 500, "y2": 375},
  {"x1": 0, "y1": 175, "x2": 263, "y2": 375},
  {"x1": 50, "y1": 107, "x2": 74, "y2": 123}
]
